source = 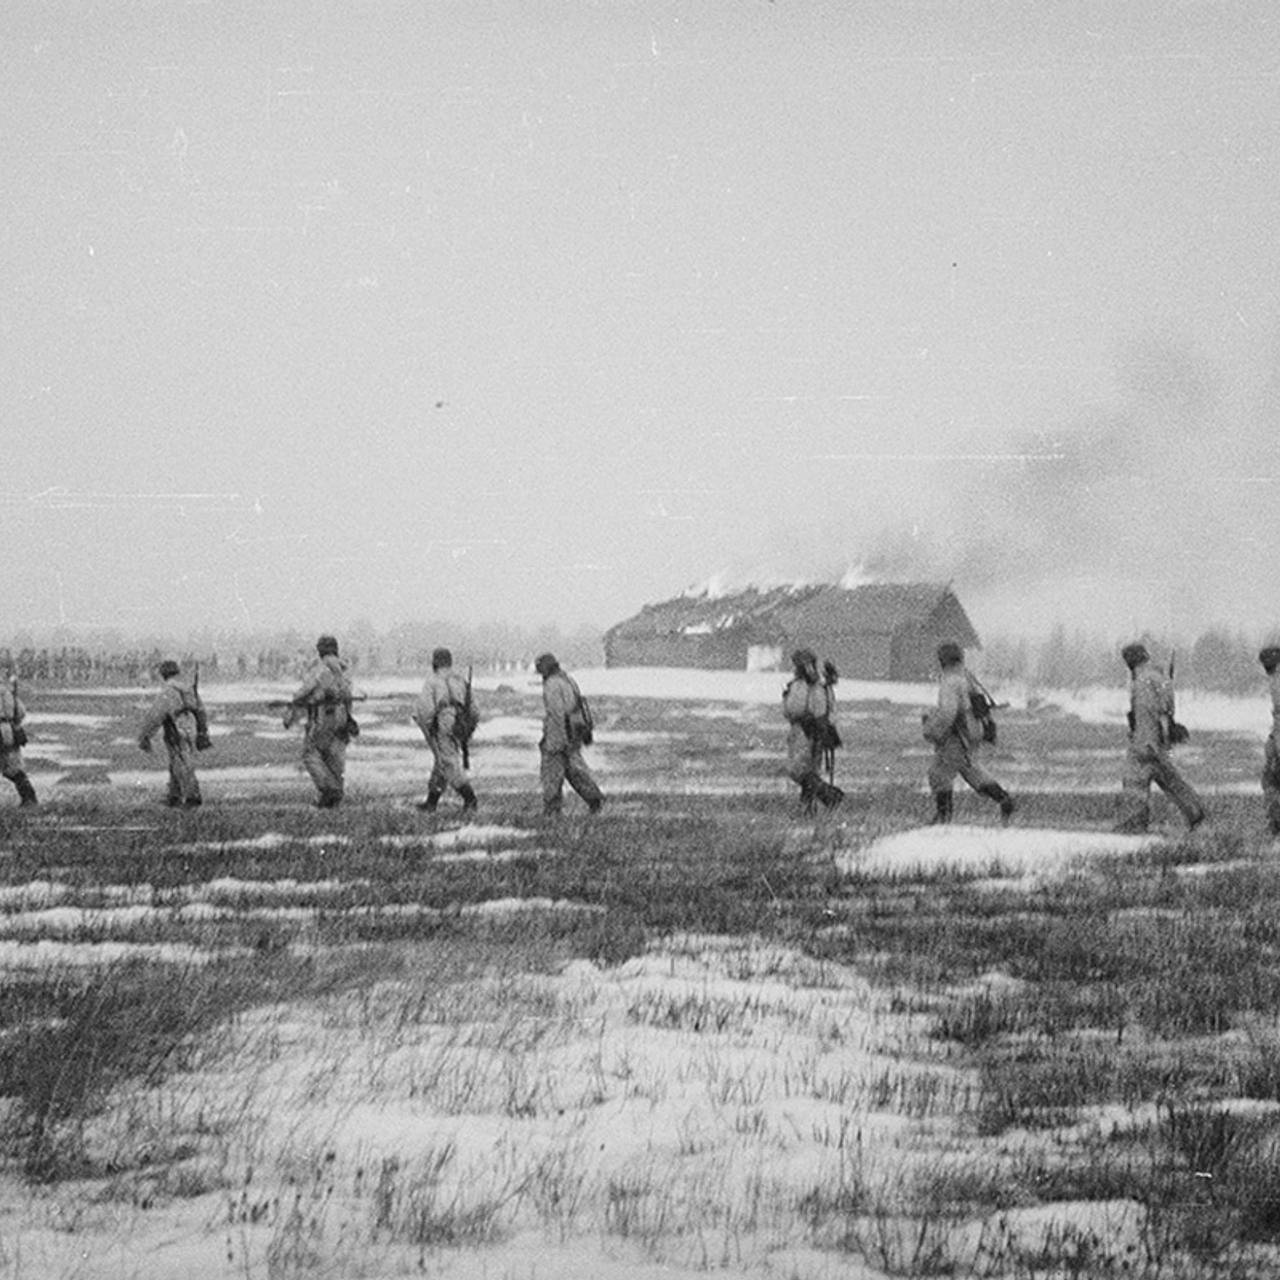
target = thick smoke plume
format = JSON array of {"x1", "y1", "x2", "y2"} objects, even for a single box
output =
[
  {"x1": 696, "y1": 337, "x2": 1279, "y2": 639},
  {"x1": 920, "y1": 336, "x2": 1278, "y2": 638}
]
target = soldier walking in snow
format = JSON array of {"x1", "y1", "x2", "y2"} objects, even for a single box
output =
[
  {"x1": 535, "y1": 652, "x2": 603, "y2": 816},
  {"x1": 922, "y1": 641, "x2": 1015, "y2": 825},
  {"x1": 413, "y1": 646, "x2": 478, "y2": 816},
  {"x1": 0, "y1": 670, "x2": 38, "y2": 807},
  {"x1": 137, "y1": 659, "x2": 208, "y2": 808},
  {"x1": 1114, "y1": 641, "x2": 1204, "y2": 834},
  {"x1": 283, "y1": 635, "x2": 357, "y2": 808},
  {"x1": 1259, "y1": 646, "x2": 1280, "y2": 837},
  {"x1": 782, "y1": 648, "x2": 844, "y2": 814}
]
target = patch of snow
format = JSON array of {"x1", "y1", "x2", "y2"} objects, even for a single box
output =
[
  {"x1": 377, "y1": 825, "x2": 535, "y2": 849},
  {"x1": 176, "y1": 833, "x2": 351, "y2": 852},
  {"x1": 840, "y1": 825, "x2": 1160, "y2": 879},
  {"x1": 0, "y1": 940, "x2": 217, "y2": 968}
]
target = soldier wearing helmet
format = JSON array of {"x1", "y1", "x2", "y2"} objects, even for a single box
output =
[
  {"x1": 781, "y1": 647, "x2": 844, "y2": 815},
  {"x1": 1114, "y1": 641, "x2": 1204, "y2": 834},
  {"x1": 283, "y1": 635, "x2": 357, "y2": 808},
  {"x1": 413, "y1": 646, "x2": 478, "y2": 816},
  {"x1": 137, "y1": 658, "x2": 207, "y2": 808},
  {"x1": 534, "y1": 652, "x2": 603, "y2": 816},
  {"x1": 921, "y1": 641, "x2": 1015, "y2": 825},
  {"x1": 0, "y1": 666, "x2": 37, "y2": 808},
  {"x1": 1260, "y1": 646, "x2": 1280, "y2": 837}
]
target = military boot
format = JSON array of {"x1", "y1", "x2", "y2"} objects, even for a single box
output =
[
  {"x1": 981, "y1": 783, "x2": 1016, "y2": 826},
  {"x1": 798, "y1": 777, "x2": 816, "y2": 816},
  {"x1": 12, "y1": 773, "x2": 37, "y2": 807},
  {"x1": 930, "y1": 790, "x2": 953, "y2": 825},
  {"x1": 417, "y1": 788, "x2": 443, "y2": 813},
  {"x1": 815, "y1": 779, "x2": 844, "y2": 810},
  {"x1": 458, "y1": 784, "x2": 478, "y2": 816}
]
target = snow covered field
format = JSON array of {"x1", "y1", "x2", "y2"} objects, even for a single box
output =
[{"x1": 0, "y1": 668, "x2": 1275, "y2": 1278}]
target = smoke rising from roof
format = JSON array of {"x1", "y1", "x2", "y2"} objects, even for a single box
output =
[
  {"x1": 699, "y1": 336, "x2": 1279, "y2": 640},
  {"x1": 931, "y1": 336, "x2": 1276, "y2": 638}
]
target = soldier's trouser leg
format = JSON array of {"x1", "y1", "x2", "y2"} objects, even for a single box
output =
[
  {"x1": 432, "y1": 741, "x2": 478, "y2": 813},
  {"x1": 564, "y1": 748, "x2": 603, "y2": 813},
  {"x1": 976, "y1": 781, "x2": 1016, "y2": 824},
  {"x1": 305, "y1": 741, "x2": 346, "y2": 807},
  {"x1": 931, "y1": 790, "x2": 954, "y2": 824},
  {"x1": 2, "y1": 754, "x2": 36, "y2": 806},
  {"x1": 814, "y1": 778, "x2": 844, "y2": 808},
  {"x1": 787, "y1": 731, "x2": 815, "y2": 810},
  {"x1": 797, "y1": 775, "x2": 816, "y2": 814},
  {"x1": 541, "y1": 749, "x2": 568, "y2": 814},
  {"x1": 1151, "y1": 754, "x2": 1205, "y2": 828},
  {"x1": 812, "y1": 775, "x2": 844, "y2": 810},
  {"x1": 430, "y1": 735, "x2": 470, "y2": 795},
  {"x1": 955, "y1": 755, "x2": 997, "y2": 796},
  {"x1": 929, "y1": 740, "x2": 966, "y2": 820},
  {"x1": 1265, "y1": 738, "x2": 1280, "y2": 835},
  {"x1": 166, "y1": 743, "x2": 201, "y2": 807},
  {"x1": 1118, "y1": 750, "x2": 1155, "y2": 832},
  {"x1": 929, "y1": 740, "x2": 965, "y2": 789}
]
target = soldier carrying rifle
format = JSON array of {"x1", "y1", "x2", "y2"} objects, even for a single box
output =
[
  {"x1": 1114, "y1": 641, "x2": 1204, "y2": 834},
  {"x1": 0, "y1": 668, "x2": 37, "y2": 807},
  {"x1": 282, "y1": 635, "x2": 358, "y2": 809},
  {"x1": 137, "y1": 659, "x2": 209, "y2": 809},
  {"x1": 1259, "y1": 645, "x2": 1280, "y2": 839},
  {"x1": 782, "y1": 648, "x2": 844, "y2": 815},
  {"x1": 922, "y1": 642, "x2": 1015, "y2": 825},
  {"x1": 413, "y1": 647, "x2": 479, "y2": 816}
]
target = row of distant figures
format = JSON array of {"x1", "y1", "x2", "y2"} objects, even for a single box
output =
[{"x1": 0, "y1": 649, "x2": 545, "y2": 685}]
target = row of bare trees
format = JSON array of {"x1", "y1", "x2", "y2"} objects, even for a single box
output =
[{"x1": 980, "y1": 624, "x2": 1279, "y2": 694}]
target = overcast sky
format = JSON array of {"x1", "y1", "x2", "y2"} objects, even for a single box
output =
[{"x1": 4, "y1": 1, "x2": 1279, "y2": 642}]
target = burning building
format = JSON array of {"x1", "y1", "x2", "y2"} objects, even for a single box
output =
[{"x1": 603, "y1": 582, "x2": 980, "y2": 681}]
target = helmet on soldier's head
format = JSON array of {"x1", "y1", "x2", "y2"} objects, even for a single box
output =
[
  {"x1": 534, "y1": 652, "x2": 558, "y2": 678},
  {"x1": 432, "y1": 647, "x2": 452, "y2": 670},
  {"x1": 1260, "y1": 647, "x2": 1280, "y2": 674},
  {"x1": 1121, "y1": 642, "x2": 1149, "y2": 669},
  {"x1": 791, "y1": 648, "x2": 817, "y2": 672},
  {"x1": 158, "y1": 660, "x2": 180, "y2": 679},
  {"x1": 316, "y1": 635, "x2": 339, "y2": 657},
  {"x1": 936, "y1": 642, "x2": 964, "y2": 667}
]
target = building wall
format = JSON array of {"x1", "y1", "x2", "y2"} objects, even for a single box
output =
[
  {"x1": 603, "y1": 630, "x2": 750, "y2": 669},
  {"x1": 786, "y1": 631, "x2": 895, "y2": 681},
  {"x1": 889, "y1": 625, "x2": 943, "y2": 681}
]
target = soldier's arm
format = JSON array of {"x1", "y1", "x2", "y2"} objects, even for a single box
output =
[
  {"x1": 138, "y1": 688, "x2": 177, "y2": 748},
  {"x1": 543, "y1": 676, "x2": 572, "y2": 719},
  {"x1": 922, "y1": 680, "x2": 961, "y2": 742},
  {"x1": 282, "y1": 674, "x2": 318, "y2": 728}
]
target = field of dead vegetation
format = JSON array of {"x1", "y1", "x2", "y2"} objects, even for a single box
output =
[{"x1": 1, "y1": 669, "x2": 1279, "y2": 1279}]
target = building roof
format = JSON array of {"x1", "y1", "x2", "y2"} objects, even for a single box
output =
[
  {"x1": 605, "y1": 584, "x2": 824, "y2": 639},
  {"x1": 607, "y1": 582, "x2": 978, "y2": 644}
]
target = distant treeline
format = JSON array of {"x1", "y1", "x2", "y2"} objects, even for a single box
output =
[
  {"x1": 5, "y1": 621, "x2": 1275, "y2": 694},
  {"x1": 979, "y1": 624, "x2": 1280, "y2": 695},
  {"x1": 0, "y1": 619, "x2": 605, "y2": 685}
]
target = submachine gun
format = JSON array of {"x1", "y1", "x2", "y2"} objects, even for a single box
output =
[
  {"x1": 966, "y1": 672, "x2": 1007, "y2": 746},
  {"x1": 193, "y1": 662, "x2": 212, "y2": 751},
  {"x1": 819, "y1": 660, "x2": 842, "y2": 784},
  {"x1": 1167, "y1": 651, "x2": 1190, "y2": 746},
  {"x1": 456, "y1": 666, "x2": 479, "y2": 769}
]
